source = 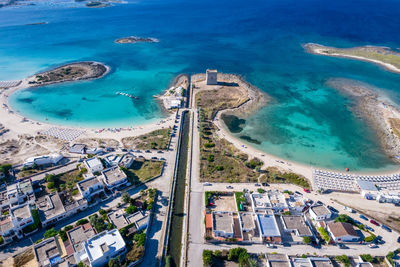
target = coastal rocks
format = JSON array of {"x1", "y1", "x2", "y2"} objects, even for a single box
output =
[
  {"x1": 327, "y1": 78, "x2": 400, "y2": 161},
  {"x1": 114, "y1": 36, "x2": 160, "y2": 44},
  {"x1": 28, "y1": 61, "x2": 109, "y2": 86}
]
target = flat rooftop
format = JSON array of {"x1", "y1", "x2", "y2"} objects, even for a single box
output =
[
  {"x1": 67, "y1": 223, "x2": 96, "y2": 252},
  {"x1": 102, "y1": 167, "x2": 127, "y2": 185},
  {"x1": 84, "y1": 229, "x2": 125, "y2": 263},
  {"x1": 0, "y1": 216, "x2": 13, "y2": 233},
  {"x1": 310, "y1": 205, "x2": 331, "y2": 216},
  {"x1": 11, "y1": 204, "x2": 31, "y2": 221},
  {"x1": 127, "y1": 211, "x2": 149, "y2": 229},
  {"x1": 356, "y1": 180, "x2": 379, "y2": 191},
  {"x1": 266, "y1": 253, "x2": 290, "y2": 267},
  {"x1": 36, "y1": 193, "x2": 65, "y2": 222},
  {"x1": 251, "y1": 193, "x2": 271, "y2": 209},
  {"x1": 108, "y1": 209, "x2": 129, "y2": 229},
  {"x1": 281, "y1": 215, "x2": 312, "y2": 236},
  {"x1": 34, "y1": 237, "x2": 62, "y2": 267},
  {"x1": 291, "y1": 258, "x2": 312, "y2": 267},
  {"x1": 240, "y1": 213, "x2": 256, "y2": 230},
  {"x1": 311, "y1": 258, "x2": 334, "y2": 267},
  {"x1": 78, "y1": 176, "x2": 102, "y2": 192},
  {"x1": 213, "y1": 212, "x2": 234, "y2": 234},
  {"x1": 257, "y1": 214, "x2": 280, "y2": 237},
  {"x1": 85, "y1": 157, "x2": 102, "y2": 169}
]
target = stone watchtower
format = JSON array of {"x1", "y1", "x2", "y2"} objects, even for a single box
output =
[{"x1": 206, "y1": 69, "x2": 218, "y2": 85}]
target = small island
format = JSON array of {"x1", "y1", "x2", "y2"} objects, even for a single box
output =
[
  {"x1": 28, "y1": 61, "x2": 109, "y2": 86},
  {"x1": 115, "y1": 36, "x2": 159, "y2": 44},
  {"x1": 304, "y1": 43, "x2": 400, "y2": 74}
]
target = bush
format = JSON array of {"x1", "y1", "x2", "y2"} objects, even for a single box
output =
[
  {"x1": 134, "y1": 232, "x2": 146, "y2": 246},
  {"x1": 47, "y1": 182, "x2": 55, "y2": 189},
  {"x1": 207, "y1": 155, "x2": 215, "y2": 162},
  {"x1": 99, "y1": 209, "x2": 106, "y2": 215},
  {"x1": 64, "y1": 225, "x2": 74, "y2": 231},
  {"x1": 364, "y1": 234, "x2": 376, "y2": 242},
  {"x1": 203, "y1": 250, "x2": 213, "y2": 266},
  {"x1": 335, "y1": 255, "x2": 350, "y2": 267},
  {"x1": 228, "y1": 247, "x2": 248, "y2": 261},
  {"x1": 204, "y1": 142, "x2": 215, "y2": 148},
  {"x1": 257, "y1": 188, "x2": 265, "y2": 194},
  {"x1": 76, "y1": 218, "x2": 89, "y2": 226},
  {"x1": 122, "y1": 192, "x2": 131, "y2": 203},
  {"x1": 0, "y1": 235, "x2": 3, "y2": 244},
  {"x1": 44, "y1": 228, "x2": 58, "y2": 239},
  {"x1": 360, "y1": 254, "x2": 375, "y2": 263},
  {"x1": 303, "y1": 236, "x2": 312, "y2": 244},
  {"x1": 215, "y1": 165, "x2": 224, "y2": 171},
  {"x1": 335, "y1": 214, "x2": 353, "y2": 224},
  {"x1": 59, "y1": 230, "x2": 67, "y2": 241},
  {"x1": 90, "y1": 214, "x2": 107, "y2": 233},
  {"x1": 318, "y1": 227, "x2": 330, "y2": 244},
  {"x1": 245, "y1": 158, "x2": 263, "y2": 169}
]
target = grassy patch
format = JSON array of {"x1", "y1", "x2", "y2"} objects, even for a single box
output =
[
  {"x1": 235, "y1": 192, "x2": 246, "y2": 211},
  {"x1": 259, "y1": 167, "x2": 310, "y2": 189},
  {"x1": 124, "y1": 160, "x2": 163, "y2": 183},
  {"x1": 121, "y1": 128, "x2": 171, "y2": 150}
]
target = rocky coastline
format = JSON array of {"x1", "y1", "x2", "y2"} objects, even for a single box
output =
[
  {"x1": 327, "y1": 78, "x2": 400, "y2": 161},
  {"x1": 114, "y1": 36, "x2": 159, "y2": 44},
  {"x1": 27, "y1": 61, "x2": 109, "y2": 87}
]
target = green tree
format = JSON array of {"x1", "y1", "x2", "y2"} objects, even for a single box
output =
[
  {"x1": 360, "y1": 254, "x2": 375, "y2": 263},
  {"x1": 228, "y1": 247, "x2": 248, "y2": 261},
  {"x1": 207, "y1": 155, "x2": 215, "y2": 162},
  {"x1": 133, "y1": 232, "x2": 146, "y2": 246},
  {"x1": 44, "y1": 228, "x2": 58, "y2": 239},
  {"x1": 122, "y1": 192, "x2": 131, "y2": 203},
  {"x1": 335, "y1": 255, "x2": 350, "y2": 267}
]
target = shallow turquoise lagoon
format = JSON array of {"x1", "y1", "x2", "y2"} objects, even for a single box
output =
[{"x1": 2, "y1": 0, "x2": 400, "y2": 171}]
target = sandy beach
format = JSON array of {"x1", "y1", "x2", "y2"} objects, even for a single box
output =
[
  {"x1": 304, "y1": 43, "x2": 400, "y2": 74},
  {"x1": 0, "y1": 64, "x2": 176, "y2": 164}
]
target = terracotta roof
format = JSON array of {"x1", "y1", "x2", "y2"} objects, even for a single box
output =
[
  {"x1": 205, "y1": 213, "x2": 212, "y2": 229},
  {"x1": 328, "y1": 222, "x2": 357, "y2": 237}
]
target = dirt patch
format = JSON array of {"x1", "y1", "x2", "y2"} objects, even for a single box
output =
[
  {"x1": 212, "y1": 195, "x2": 237, "y2": 212},
  {"x1": 13, "y1": 248, "x2": 35, "y2": 267},
  {"x1": 121, "y1": 128, "x2": 171, "y2": 150},
  {"x1": 75, "y1": 137, "x2": 119, "y2": 149}
]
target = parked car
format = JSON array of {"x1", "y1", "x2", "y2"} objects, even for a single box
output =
[
  {"x1": 203, "y1": 182, "x2": 212, "y2": 186},
  {"x1": 160, "y1": 157, "x2": 166, "y2": 161},
  {"x1": 353, "y1": 220, "x2": 362, "y2": 226},
  {"x1": 138, "y1": 155, "x2": 145, "y2": 158},
  {"x1": 365, "y1": 225, "x2": 374, "y2": 232},
  {"x1": 370, "y1": 219, "x2": 380, "y2": 226},
  {"x1": 151, "y1": 157, "x2": 158, "y2": 160},
  {"x1": 327, "y1": 205, "x2": 338, "y2": 213},
  {"x1": 316, "y1": 201, "x2": 324, "y2": 205},
  {"x1": 397, "y1": 236, "x2": 400, "y2": 243},
  {"x1": 226, "y1": 185, "x2": 233, "y2": 189},
  {"x1": 304, "y1": 188, "x2": 311, "y2": 193},
  {"x1": 157, "y1": 150, "x2": 163, "y2": 154},
  {"x1": 261, "y1": 183, "x2": 269, "y2": 186},
  {"x1": 338, "y1": 243, "x2": 348, "y2": 249},
  {"x1": 255, "y1": 183, "x2": 261, "y2": 186},
  {"x1": 145, "y1": 150, "x2": 151, "y2": 153},
  {"x1": 295, "y1": 191, "x2": 303, "y2": 195},
  {"x1": 368, "y1": 243, "x2": 378, "y2": 248},
  {"x1": 344, "y1": 206, "x2": 354, "y2": 213},
  {"x1": 360, "y1": 214, "x2": 368, "y2": 221},
  {"x1": 381, "y1": 224, "x2": 392, "y2": 232}
]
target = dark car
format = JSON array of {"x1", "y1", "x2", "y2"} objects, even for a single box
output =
[
  {"x1": 360, "y1": 214, "x2": 368, "y2": 221},
  {"x1": 370, "y1": 219, "x2": 380, "y2": 226},
  {"x1": 365, "y1": 225, "x2": 374, "y2": 232},
  {"x1": 145, "y1": 150, "x2": 151, "y2": 153},
  {"x1": 381, "y1": 224, "x2": 392, "y2": 232},
  {"x1": 316, "y1": 201, "x2": 324, "y2": 205},
  {"x1": 397, "y1": 236, "x2": 400, "y2": 243},
  {"x1": 261, "y1": 183, "x2": 269, "y2": 186},
  {"x1": 338, "y1": 243, "x2": 349, "y2": 249},
  {"x1": 327, "y1": 205, "x2": 338, "y2": 213}
]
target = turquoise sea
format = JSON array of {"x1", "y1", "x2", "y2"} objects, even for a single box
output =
[{"x1": 2, "y1": 0, "x2": 400, "y2": 171}]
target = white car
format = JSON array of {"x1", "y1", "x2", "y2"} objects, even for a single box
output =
[
  {"x1": 203, "y1": 182, "x2": 212, "y2": 186},
  {"x1": 368, "y1": 244, "x2": 378, "y2": 248}
]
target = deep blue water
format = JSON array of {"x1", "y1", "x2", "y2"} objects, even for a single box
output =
[{"x1": 2, "y1": 0, "x2": 400, "y2": 171}]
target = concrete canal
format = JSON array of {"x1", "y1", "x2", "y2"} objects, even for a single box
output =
[{"x1": 167, "y1": 110, "x2": 190, "y2": 267}]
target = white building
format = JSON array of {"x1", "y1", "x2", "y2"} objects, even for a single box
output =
[
  {"x1": 24, "y1": 153, "x2": 63, "y2": 168},
  {"x1": 250, "y1": 191, "x2": 288, "y2": 213},
  {"x1": 212, "y1": 211, "x2": 234, "y2": 238},
  {"x1": 0, "y1": 204, "x2": 34, "y2": 242},
  {"x1": 77, "y1": 176, "x2": 105, "y2": 201},
  {"x1": 309, "y1": 205, "x2": 331, "y2": 221},
  {"x1": 84, "y1": 157, "x2": 104, "y2": 174},
  {"x1": 356, "y1": 180, "x2": 379, "y2": 200},
  {"x1": 101, "y1": 167, "x2": 129, "y2": 190},
  {"x1": 206, "y1": 69, "x2": 218, "y2": 85},
  {"x1": 75, "y1": 229, "x2": 127, "y2": 267},
  {"x1": 327, "y1": 222, "x2": 359, "y2": 242}
]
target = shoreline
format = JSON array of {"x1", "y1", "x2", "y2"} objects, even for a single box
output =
[
  {"x1": 192, "y1": 73, "x2": 400, "y2": 181},
  {"x1": 0, "y1": 62, "x2": 176, "y2": 145},
  {"x1": 304, "y1": 43, "x2": 400, "y2": 74}
]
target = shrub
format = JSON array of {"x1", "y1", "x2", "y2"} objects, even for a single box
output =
[
  {"x1": 127, "y1": 244, "x2": 145, "y2": 263},
  {"x1": 203, "y1": 250, "x2": 213, "y2": 266},
  {"x1": 303, "y1": 236, "x2": 312, "y2": 244},
  {"x1": 76, "y1": 218, "x2": 89, "y2": 226},
  {"x1": 64, "y1": 225, "x2": 74, "y2": 231},
  {"x1": 257, "y1": 188, "x2": 265, "y2": 194},
  {"x1": 364, "y1": 234, "x2": 376, "y2": 242},
  {"x1": 215, "y1": 165, "x2": 224, "y2": 171},
  {"x1": 204, "y1": 142, "x2": 215, "y2": 148},
  {"x1": 59, "y1": 230, "x2": 67, "y2": 241},
  {"x1": 44, "y1": 228, "x2": 58, "y2": 239},
  {"x1": 228, "y1": 247, "x2": 248, "y2": 261},
  {"x1": 360, "y1": 254, "x2": 375, "y2": 263},
  {"x1": 133, "y1": 232, "x2": 146, "y2": 246},
  {"x1": 122, "y1": 192, "x2": 131, "y2": 203},
  {"x1": 0, "y1": 235, "x2": 3, "y2": 244},
  {"x1": 207, "y1": 155, "x2": 215, "y2": 162},
  {"x1": 335, "y1": 255, "x2": 350, "y2": 267},
  {"x1": 47, "y1": 182, "x2": 55, "y2": 189},
  {"x1": 318, "y1": 227, "x2": 330, "y2": 244},
  {"x1": 99, "y1": 209, "x2": 106, "y2": 215},
  {"x1": 245, "y1": 158, "x2": 263, "y2": 169}
]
